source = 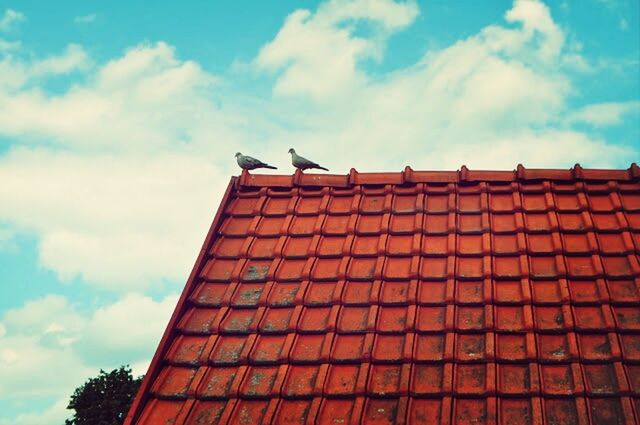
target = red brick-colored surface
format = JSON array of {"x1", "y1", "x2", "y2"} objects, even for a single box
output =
[{"x1": 127, "y1": 165, "x2": 640, "y2": 424}]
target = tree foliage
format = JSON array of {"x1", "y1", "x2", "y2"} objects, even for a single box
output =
[{"x1": 65, "y1": 365, "x2": 143, "y2": 425}]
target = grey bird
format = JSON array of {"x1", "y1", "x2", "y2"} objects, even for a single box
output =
[
  {"x1": 288, "y1": 148, "x2": 329, "y2": 171},
  {"x1": 235, "y1": 152, "x2": 277, "y2": 170}
]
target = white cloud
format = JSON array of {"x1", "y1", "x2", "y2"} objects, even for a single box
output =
[
  {"x1": 0, "y1": 9, "x2": 25, "y2": 32},
  {"x1": 74, "y1": 14, "x2": 97, "y2": 24},
  {"x1": 567, "y1": 101, "x2": 640, "y2": 127},
  {"x1": 0, "y1": 292, "x2": 177, "y2": 425}
]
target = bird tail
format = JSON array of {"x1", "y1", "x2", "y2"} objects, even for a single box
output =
[
  {"x1": 264, "y1": 164, "x2": 277, "y2": 169},
  {"x1": 317, "y1": 166, "x2": 329, "y2": 171}
]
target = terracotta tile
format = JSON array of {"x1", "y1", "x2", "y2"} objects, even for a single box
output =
[
  {"x1": 220, "y1": 217, "x2": 253, "y2": 236},
  {"x1": 456, "y1": 306, "x2": 489, "y2": 331},
  {"x1": 179, "y1": 307, "x2": 221, "y2": 334},
  {"x1": 424, "y1": 214, "x2": 450, "y2": 234},
  {"x1": 227, "y1": 197, "x2": 261, "y2": 216},
  {"x1": 324, "y1": 364, "x2": 364, "y2": 396},
  {"x1": 362, "y1": 398, "x2": 401, "y2": 425},
  {"x1": 185, "y1": 400, "x2": 228, "y2": 425},
  {"x1": 416, "y1": 306, "x2": 450, "y2": 332},
  {"x1": 588, "y1": 194, "x2": 616, "y2": 212},
  {"x1": 523, "y1": 193, "x2": 549, "y2": 212},
  {"x1": 289, "y1": 334, "x2": 328, "y2": 363},
  {"x1": 426, "y1": 194, "x2": 450, "y2": 213},
  {"x1": 494, "y1": 280, "x2": 526, "y2": 304},
  {"x1": 626, "y1": 365, "x2": 640, "y2": 393},
  {"x1": 393, "y1": 194, "x2": 420, "y2": 214},
  {"x1": 422, "y1": 235, "x2": 450, "y2": 256},
  {"x1": 417, "y1": 281, "x2": 448, "y2": 304},
  {"x1": 627, "y1": 212, "x2": 640, "y2": 230},
  {"x1": 328, "y1": 196, "x2": 357, "y2": 214},
  {"x1": 305, "y1": 282, "x2": 338, "y2": 306},
  {"x1": 190, "y1": 283, "x2": 229, "y2": 307},
  {"x1": 357, "y1": 214, "x2": 386, "y2": 235},
  {"x1": 337, "y1": 306, "x2": 373, "y2": 333},
  {"x1": 289, "y1": 215, "x2": 319, "y2": 236},
  {"x1": 377, "y1": 306, "x2": 410, "y2": 333},
  {"x1": 530, "y1": 256, "x2": 561, "y2": 278},
  {"x1": 497, "y1": 364, "x2": 538, "y2": 395},
  {"x1": 533, "y1": 306, "x2": 572, "y2": 332},
  {"x1": 530, "y1": 280, "x2": 565, "y2": 304},
  {"x1": 256, "y1": 216, "x2": 287, "y2": 237},
  {"x1": 276, "y1": 259, "x2": 308, "y2": 281},
  {"x1": 197, "y1": 366, "x2": 240, "y2": 398},
  {"x1": 389, "y1": 214, "x2": 420, "y2": 234},
  {"x1": 457, "y1": 257, "x2": 485, "y2": 279},
  {"x1": 583, "y1": 364, "x2": 620, "y2": 395},
  {"x1": 309, "y1": 258, "x2": 341, "y2": 281},
  {"x1": 456, "y1": 280, "x2": 484, "y2": 304},
  {"x1": 372, "y1": 334, "x2": 406, "y2": 362},
  {"x1": 352, "y1": 235, "x2": 379, "y2": 256},
  {"x1": 602, "y1": 255, "x2": 636, "y2": 278},
  {"x1": 592, "y1": 213, "x2": 622, "y2": 232},
  {"x1": 239, "y1": 365, "x2": 280, "y2": 398},
  {"x1": 454, "y1": 363, "x2": 491, "y2": 395},
  {"x1": 298, "y1": 306, "x2": 333, "y2": 333},
  {"x1": 296, "y1": 196, "x2": 323, "y2": 215},
  {"x1": 317, "y1": 399, "x2": 358, "y2": 424},
  {"x1": 620, "y1": 334, "x2": 640, "y2": 362},
  {"x1": 241, "y1": 260, "x2": 273, "y2": 282},
  {"x1": 567, "y1": 280, "x2": 602, "y2": 304},
  {"x1": 262, "y1": 197, "x2": 292, "y2": 216},
  {"x1": 348, "y1": 257, "x2": 378, "y2": 280},
  {"x1": 613, "y1": 306, "x2": 640, "y2": 331},
  {"x1": 367, "y1": 364, "x2": 404, "y2": 396},
  {"x1": 496, "y1": 334, "x2": 534, "y2": 362},
  {"x1": 525, "y1": 213, "x2": 553, "y2": 233},
  {"x1": 407, "y1": 398, "x2": 449, "y2": 425},
  {"x1": 420, "y1": 256, "x2": 450, "y2": 279},
  {"x1": 573, "y1": 306, "x2": 611, "y2": 331},
  {"x1": 332, "y1": 333, "x2": 370, "y2": 362},
  {"x1": 492, "y1": 234, "x2": 520, "y2": 255},
  {"x1": 458, "y1": 194, "x2": 482, "y2": 213},
  {"x1": 153, "y1": 366, "x2": 198, "y2": 398},
  {"x1": 620, "y1": 193, "x2": 640, "y2": 211},
  {"x1": 491, "y1": 213, "x2": 519, "y2": 233},
  {"x1": 211, "y1": 237, "x2": 245, "y2": 258},
  {"x1": 498, "y1": 399, "x2": 537, "y2": 425},
  {"x1": 458, "y1": 214, "x2": 484, "y2": 234},
  {"x1": 138, "y1": 400, "x2": 185, "y2": 425},
  {"x1": 587, "y1": 398, "x2": 632, "y2": 425},
  {"x1": 597, "y1": 233, "x2": 629, "y2": 254},
  {"x1": 387, "y1": 234, "x2": 414, "y2": 256},
  {"x1": 283, "y1": 237, "x2": 313, "y2": 258},
  {"x1": 493, "y1": 256, "x2": 522, "y2": 279},
  {"x1": 411, "y1": 364, "x2": 449, "y2": 395},
  {"x1": 248, "y1": 238, "x2": 278, "y2": 259},
  {"x1": 340, "y1": 281, "x2": 372, "y2": 305},
  {"x1": 379, "y1": 281, "x2": 413, "y2": 305},
  {"x1": 219, "y1": 308, "x2": 259, "y2": 334},
  {"x1": 249, "y1": 335, "x2": 288, "y2": 364},
  {"x1": 456, "y1": 333, "x2": 489, "y2": 362},
  {"x1": 537, "y1": 333, "x2": 577, "y2": 363},
  {"x1": 166, "y1": 335, "x2": 210, "y2": 365},
  {"x1": 542, "y1": 398, "x2": 586, "y2": 425},
  {"x1": 272, "y1": 400, "x2": 314, "y2": 424},
  {"x1": 495, "y1": 306, "x2": 529, "y2": 332},
  {"x1": 490, "y1": 193, "x2": 515, "y2": 212},
  {"x1": 231, "y1": 283, "x2": 265, "y2": 307},
  {"x1": 323, "y1": 215, "x2": 350, "y2": 235},
  {"x1": 453, "y1": 398, "x2": 494, "y2": 425},
  {"x1": 268, "y1": 282, "x2": 301, "y2": 307},
  {"x1": 554, "y1": 193, "x2": 583, "y2": 211},
  {"x1": 413, "y1": 333, "x2": 451, "y2": 362},
  {"x1": 539, "y1": 364, "x2": 582, "y2": 395},
  {"x1": 259, "y1": 307, "x2": 296, "y2": 334},
  {"x1": 201, "y1": 258, "x2": 237, "y2": 282},
  {"x1": 361, "y1": 195, "x2": 387, "y2": 214},
  {"x1": 281, "y1": 365, "x2": 322, "y2": 397},
  {"x1": 209, "y1": 335, "x2": 253, "y2": 365},
  {"x1": 562, "y1": 233, "x2": 593, "y2": 254},
  {"x1": 228, "y1": 400, "x2": 270, "y2": 424},
  {"x1": 558, "y1": 213, "x2": 589, "y2": 232},
  {"x1": 527, "y1": 234, "x2": 556, "y2": 254},
  {"x1": 578, "y1": 333, "x2": 618, "y2": 362}
]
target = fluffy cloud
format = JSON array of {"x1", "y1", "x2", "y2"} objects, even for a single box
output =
[
  {"x1": 567, "y1": 100, "x2": 640, "y2": 127},
  {"x1": 0, "y1": 292, "x2": 177, "y2": 424},
  {"x1": 74, "y1": 14, "x2": 97, "y2": 24},
  {"x1": 0, "y1": 0, "x2": 637, "y2": 292},
  {"x1": 0, "y1": 9, "x2": 25, "y2": 32}
]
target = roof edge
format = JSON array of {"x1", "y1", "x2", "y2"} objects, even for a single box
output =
[
  {"x1": 237, "y1": 163, "x2": 640, "y2": 188},
  {"x1": 124, "y1": 176, "x2": 239, "y2": 425}
]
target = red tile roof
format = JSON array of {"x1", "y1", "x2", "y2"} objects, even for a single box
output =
[{"x1": 126, "y1": 165, "x2": 640, "y2": 425}]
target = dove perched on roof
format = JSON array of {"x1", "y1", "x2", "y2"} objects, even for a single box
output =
[
  {"x1": 235, "y1": 152, "x2": 277, "y2": 170},
  {"x1": 288, "y1": 148, "x2": 329, "y2": 171}
]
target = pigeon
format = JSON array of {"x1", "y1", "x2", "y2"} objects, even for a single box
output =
[
  {"x1": 288, "y1": 148, "x2": 329, "y2": 171},
  {"x1": 235, "y1": 152, "x2": 277, "y2": 170}
]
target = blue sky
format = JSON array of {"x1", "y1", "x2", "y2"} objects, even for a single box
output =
[{"x1": 0, "y1": 0, "x2": 638, "y2": 423}]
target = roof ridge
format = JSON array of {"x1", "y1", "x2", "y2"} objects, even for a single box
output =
[{"x1": 237, "y1": 163, "x2": 640, "y2": 188}]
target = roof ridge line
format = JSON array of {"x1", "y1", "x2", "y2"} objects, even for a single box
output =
[{"x1": 237, "y1": 163, "x2": 640, "y2": 187}]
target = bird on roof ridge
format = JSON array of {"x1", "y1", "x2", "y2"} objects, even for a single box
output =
[
  {"x1": 288, "y1": 148, "x2": 329, "y2": 172},
  {"x1": 235, "y1": 152, "x2": 277, "y2": 170}
]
